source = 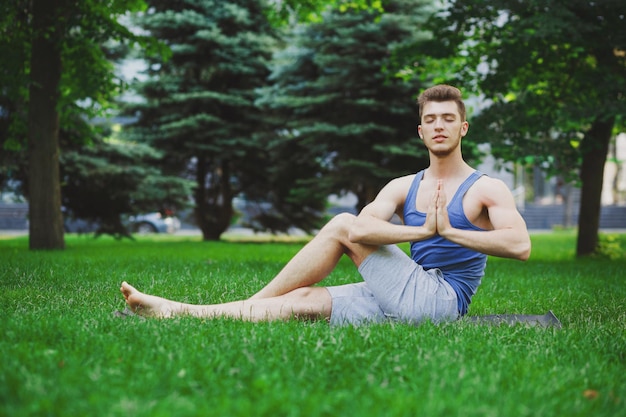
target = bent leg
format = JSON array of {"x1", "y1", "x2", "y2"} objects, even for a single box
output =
[
  {"x1": 356, "y1": 245, "x2": 458, "y2": 324},
  {"x1": 251, "y1": 213, "x2": 378, "y2": 300},
  {"x1": 121, "y1": 281, "x2": 332, "y2": 321}
]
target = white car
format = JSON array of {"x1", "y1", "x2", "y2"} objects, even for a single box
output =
[{"x1": 129, "y1": 211, "x2": 181, "y2": 234}]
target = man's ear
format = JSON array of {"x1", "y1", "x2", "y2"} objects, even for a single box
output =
[
  {"x1": 460, "y1": 121, "x2": 469, "y2": 137},
  {"x1": 417, "y1": 124, "x2": 423, "y2": 139}
]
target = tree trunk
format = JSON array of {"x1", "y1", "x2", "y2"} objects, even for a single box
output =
[
  {"x1": 576, "y1": 116, "x2": 614, "y2": 257},
  {"x1": 563, "y1": 182, "x2": 574, "y2": 228},
  {"x1": 194, "y1": 159, "x2": 233, "y2": 241},
  {"x1": 27, "y1": 0, "x2": 65, "y2": 250}
]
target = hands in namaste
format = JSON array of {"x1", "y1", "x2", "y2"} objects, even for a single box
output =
[{"x1": 424, "y1": 180, "x2": 451, "y2": 237}]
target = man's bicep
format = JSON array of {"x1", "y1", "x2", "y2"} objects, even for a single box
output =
[
  {"x1": 485, "y1": 183, "x2": 528, "y2": 231},
  {"x1": 358, "y1": 177, "x2": 409, "y2": 221},
  {"x1": 488, "y1": 204, "x2": 528, "y2": 231},
  {"x1": 359, "y1": 199, "x2": 399, "y2": 222}
]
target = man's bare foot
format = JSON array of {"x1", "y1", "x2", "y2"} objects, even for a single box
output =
[{"x1": 120, "y1": 281, "x2": 181, "y2": 318}]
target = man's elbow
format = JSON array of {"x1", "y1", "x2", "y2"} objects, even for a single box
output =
[{"x1": 347, "y1": 217, "x2": 371, "y2": 243}]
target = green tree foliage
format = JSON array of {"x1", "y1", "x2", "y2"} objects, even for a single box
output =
[
  {"x1": 435, "y1": 0, "x2": 626, "y2": 256},
  {"x1": 260, "y1": 0, "x2": 444, "y2": 210},
  {"x1": 266, "y1": 0, "x2": 383, "y2": 25},
  {"x1": 125, "y1": 0, "x2": 282, "y2": 240},
  {"x1": 0, "y1": 1, "x2": 30, "y2": 158},
  {"x1": 0, "y1": 0, "x2": 166, "y2": 248},
  {"x1": 60, "y1": 120, "x2": 193, "y2": 238}
]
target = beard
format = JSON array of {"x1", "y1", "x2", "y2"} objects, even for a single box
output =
[
  {"x1": 428, "y1": 136, "x2": 461, "y2": 157},
  {"x1": 430, "y1": 146, "x2": 456, "y2": 157}
]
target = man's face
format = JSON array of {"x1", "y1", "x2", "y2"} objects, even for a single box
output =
[{"x1": 417, "y1": 101, "x2": 469, "y2": 157}]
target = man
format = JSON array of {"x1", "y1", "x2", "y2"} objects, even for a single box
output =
[{"x1": 120, "y1": 84, "x2": 531, "y2": 325}]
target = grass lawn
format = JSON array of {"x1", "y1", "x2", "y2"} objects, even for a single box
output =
[{"x1": 0, "y1": 231, "x2": 624, "y2": 417}]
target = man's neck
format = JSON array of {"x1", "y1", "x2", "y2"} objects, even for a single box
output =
[{"x1": 425, "y1": 153, "x2": 473, "y2": 179}]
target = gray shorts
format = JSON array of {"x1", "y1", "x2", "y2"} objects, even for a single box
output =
[{"x1": 326, "y1": 245, "x2": 458, "y2": 326}]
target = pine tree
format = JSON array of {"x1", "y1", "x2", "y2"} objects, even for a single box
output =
[
  {"x1": 126, "y1": 0, "x2": 279, "y2": 240},
  {"x1": 261, "y1": 0, "x2": 436, "y2": 210},
  {"x1": 60, "y1": 119, "x2": 193, "y2": 239}
]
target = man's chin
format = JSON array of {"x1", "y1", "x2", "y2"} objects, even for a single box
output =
[{"x1": 430, "y1": 148, "x2": 454, "y2": 157}]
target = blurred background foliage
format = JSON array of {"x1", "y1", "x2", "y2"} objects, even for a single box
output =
[{"x1": 0, "y1": 0, "x2": 624, "y2": 256}]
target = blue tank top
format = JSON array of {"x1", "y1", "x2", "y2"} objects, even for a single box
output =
[{"x1": 403, "y1": 170, "x2": 488, "y2": 316}]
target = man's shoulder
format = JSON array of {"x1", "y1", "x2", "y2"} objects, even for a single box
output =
[
  {"x1": 471, "y1": 175, "x2": 515, "y2": 203},
  {"x1": 376, "y1": 174, "x2": 417, "y2": 205},
  {"x1": 388, "y1": 173, "x2": 417, "y2": 191},
  {"x1": 392, "y1": 173, "x2": 418, "y2": 184},
  {"x1": 474, "y1": 175, "x2": 509, "y2": 191}
]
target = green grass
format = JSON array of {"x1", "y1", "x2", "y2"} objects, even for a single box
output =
[{"x1": 1, "y1": 231, "x2": 624, "y2": 417}]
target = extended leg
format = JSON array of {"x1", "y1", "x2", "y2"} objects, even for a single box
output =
[
  {"x1": 250, "y1": 213, "x2": 378, "y2": 299},
  {"x1": 119, "y1": 213, "x2": 377, "y2": 321},
  {"x1": 121, "y1": 281, "x2": 332, "y2": 321}
]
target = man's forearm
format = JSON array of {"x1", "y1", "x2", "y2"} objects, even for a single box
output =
[
  {"x1": 348, "y1": 214, "x2": 435, "y2": 246},
  {"x1": 441, "y1": 227, "x2": 531, "y2": 261}
]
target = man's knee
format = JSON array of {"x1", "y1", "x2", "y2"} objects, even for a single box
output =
[
  {"x1": 322, "y1": 212, "x2": 356, "y2": 236},
  {"x1": 289, "y1": 286, "x2": 323, "y2": 299},
  {"x1": 287, "y1": 287, "x2": 332, "y2": 317}
]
